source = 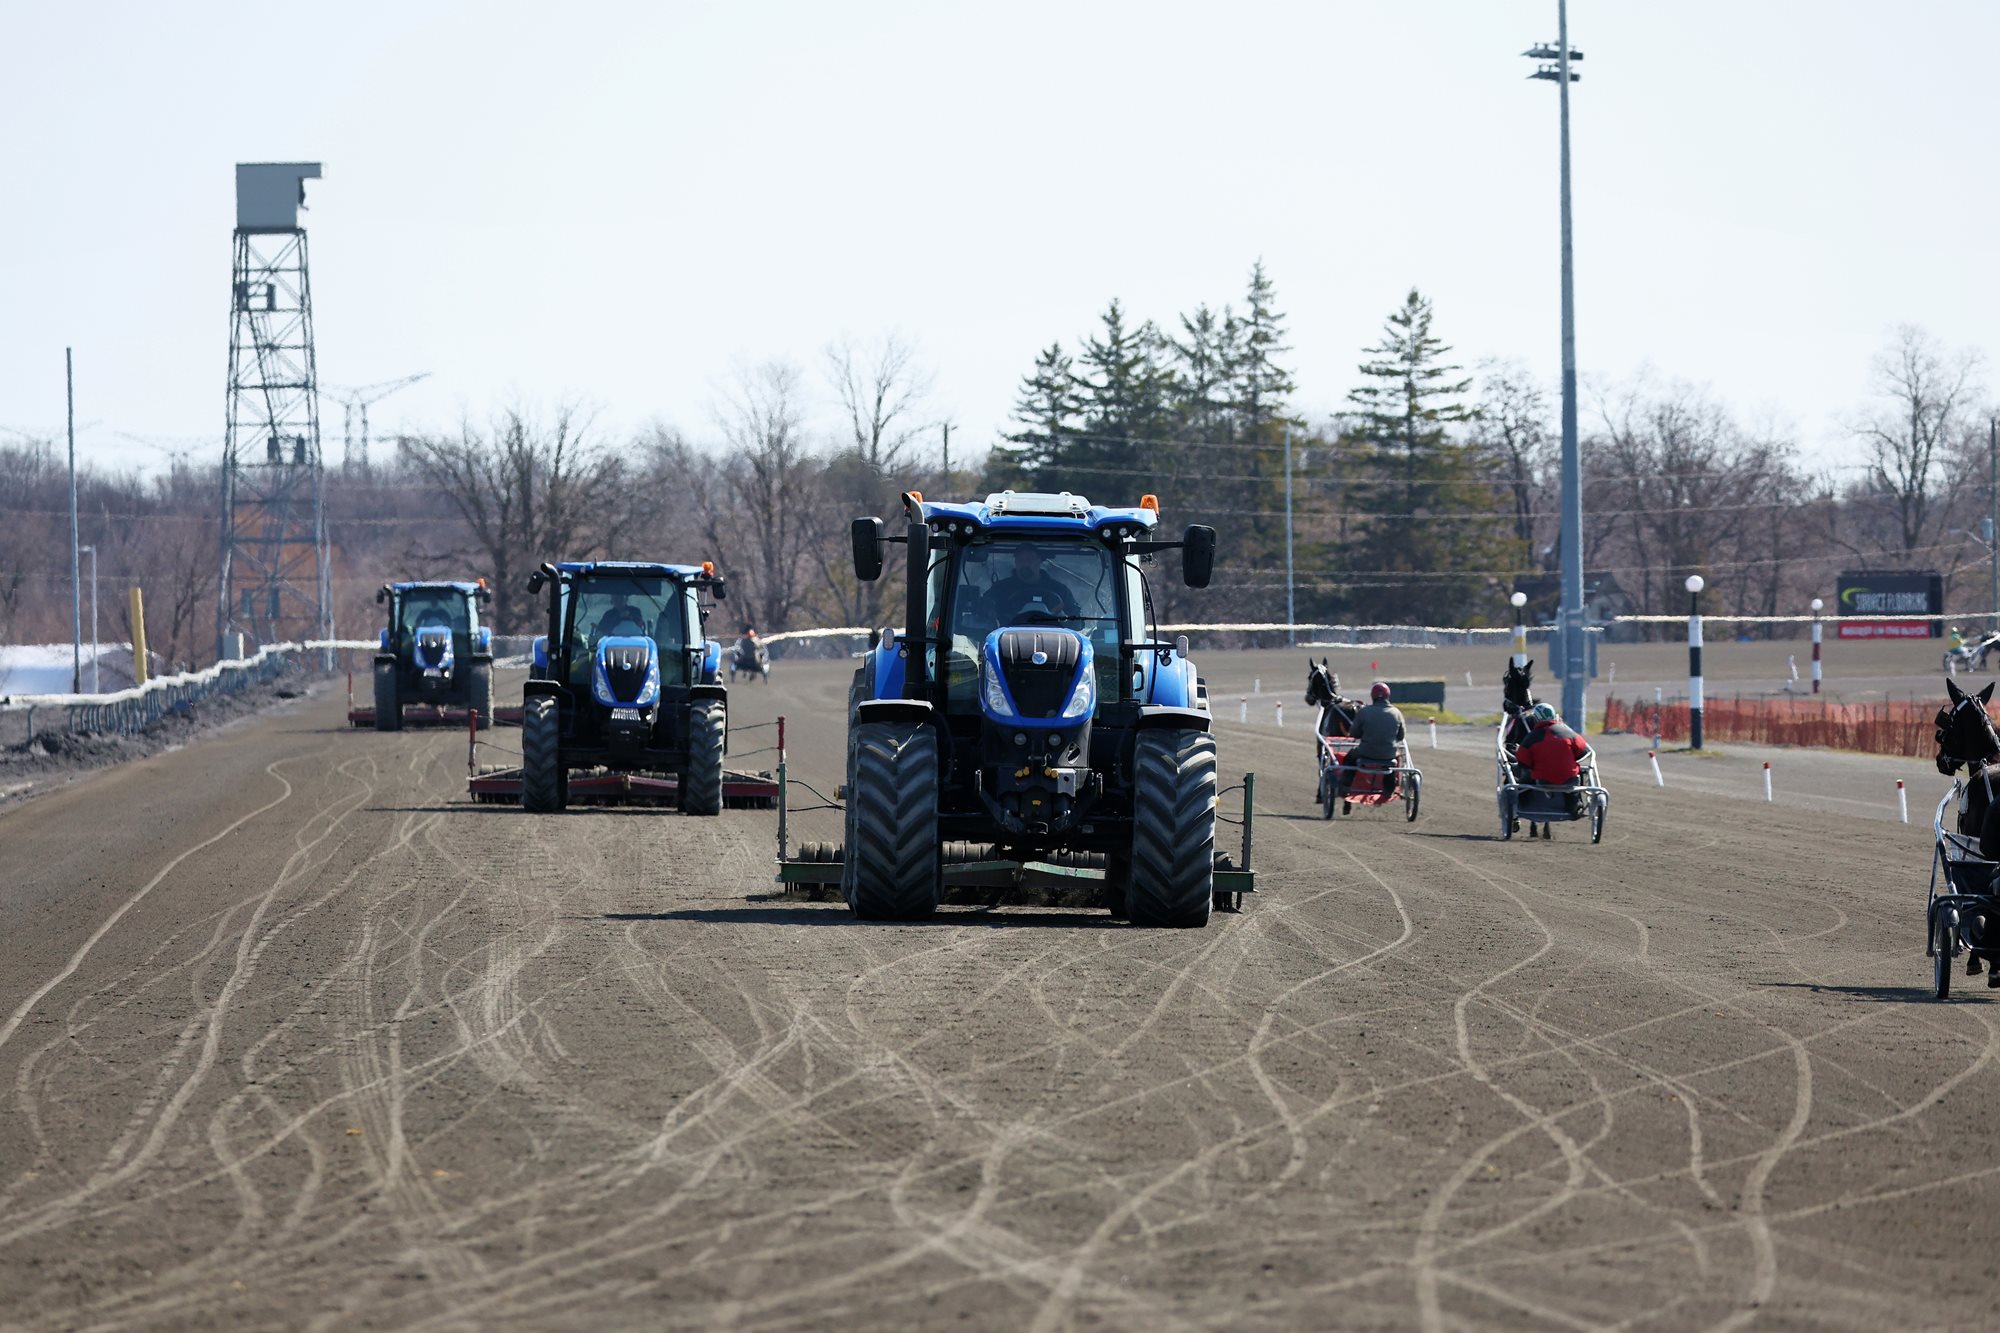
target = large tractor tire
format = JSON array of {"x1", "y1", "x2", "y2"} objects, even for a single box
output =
[
  {"x1": 373, "y1": 660, "x2": 401, "y2": 732},
  {"x1": 681, "y1": 701, "x2": 725, "y2": 816},
  {"x1": 845, "y1": 721, "x2": 941, "y2": 920},
  {"x1": 466, "y1": 661, "x2": 494, "y2": 729},
  {"x1": 521, "y1": 696, "x2": 565, "y2": 813},
  {"x1": 1126, "y1": 728, "x2": 1217, "y2": 928}
]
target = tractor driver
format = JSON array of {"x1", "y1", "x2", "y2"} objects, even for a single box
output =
[
  {"x1": 984, "y1": 544, "x2": 1079, "y2": 625},
  {"x1": 594, "y1": 591, "x2": 647, "y2": 641}
]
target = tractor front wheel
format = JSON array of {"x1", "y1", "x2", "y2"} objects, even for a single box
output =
[
  {"x1": 1127, "y1": 729, "x2": 1217, "y2": 928},
  {"x1": 682, "y1": 701, "x2": 725, "y2": 816},
  {"x1": 373, "y1": 661, "x2": 401, "y2": 732},
  {"x1": 466, "y1": 661, "x2": 494, "y2": 730},
  {"x1": 521, "y1": 696, "x2": 565, "y2": 813},
  {"x1": 845, "y1": 721, "x2": 940, "y2": 920}
]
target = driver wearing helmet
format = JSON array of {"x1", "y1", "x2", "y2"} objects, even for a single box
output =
[
  {"x1": 1338, "y1": 681, "x2": 1406, "y2": 806},
  {"x1": 1518, "y1": 701, "x2": 1589, "y2": 789},
  {"x1": 984, "y1": 544, "x2": 1078, "y2": 624}
]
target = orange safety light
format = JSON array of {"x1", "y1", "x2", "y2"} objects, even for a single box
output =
[
  {"x1": 702, "y1": 560, "x2": 715, "y2": 576},
  {"x1": 908, "y1": 490, "x2": 923, "y2": 502},
  {"x1": 476, "y1": 577, "x2": 487, "y2": 588},
  {"x1": 1139, "y1": 494, "x2": 1160, "y2": 513}
]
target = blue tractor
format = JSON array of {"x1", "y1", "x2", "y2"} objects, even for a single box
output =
[
  {"x1": 369, "y1": 580, "x2": 495, "y2": 731},
  {"x1": 519, "y1": 560, "x2": 730, "y2": 814},
  {"x1": 840, "y1": 490, "x2": 1225, "y2": 926}
]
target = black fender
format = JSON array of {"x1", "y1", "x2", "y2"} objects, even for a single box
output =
[
  {"x1": 689, "y1": 683, "x2": 728, "y2": 705},
  {"x1": 1133, "y1": 705, "x2": 1211, "y2": 733},
  {"x1": 854, "y1": 697, "x2": 934, "y2": 728},
  {"x1": 523, "y1": 678, "x2": 568, "y2": 703},
  {"x1": 373, "y1": 653, "x2": 397, "y2": 668}
]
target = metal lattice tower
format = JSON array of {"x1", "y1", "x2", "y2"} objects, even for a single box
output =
[{"x1": 217, "y1": 162, "x2": 331, "y2": 660}]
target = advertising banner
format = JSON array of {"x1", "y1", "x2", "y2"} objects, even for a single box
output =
[{"x1": 1836, "y1": 570, "x2": 1942, "y2": 639}]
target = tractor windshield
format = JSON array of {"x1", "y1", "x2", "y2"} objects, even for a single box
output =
[
  {"x1": 940, "y1": 536, "x2": 1122, "y2": 712},
  {"x1": 564, "y1": 575, "x2": 691, "y2": 683},
  {"x1": 396, "y1": 588, "x2": 471, "y2": 650}
]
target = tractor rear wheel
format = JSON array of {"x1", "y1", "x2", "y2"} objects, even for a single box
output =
[
  {"x1": 1126, "y1": 729, "x2": 1216, "y2": 928},
  {"x1": 466, "y1": 661, "x2": 494, "y2": 730},
  {"x1": 845, "y1": 721, "x2": 940, "y2": 920},
  {"x1": 373, "y1": 661, "x2": 400, "y2": 732},
  {"x1": 682, "y1": 701, "x2": 725, "y2": 816},
  {"x1": 521, "y1": 696, "x2": 565, "y2": 812}
]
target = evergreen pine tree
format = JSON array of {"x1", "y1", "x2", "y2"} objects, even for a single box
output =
[
  {"x1": 1000, "y1": 342, "x2": 1083, "y2": 487},
  {"x1": 1072, "y1": 300, "x2": 1174, "y2": 501},
  {"x1": 1341, "y1": 288, "x2": 1516, "y2": 623}
]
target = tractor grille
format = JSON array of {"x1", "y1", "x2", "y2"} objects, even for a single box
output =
[
  {"x1": 602, "y1": 642, "x2": 652, "y2": 703},
  {"x1": 415, "y1": 631, "x2": 450, "y2": 668},
  {"x1": 995, "y1": 630, "x2": 1081, "y2": 719}
]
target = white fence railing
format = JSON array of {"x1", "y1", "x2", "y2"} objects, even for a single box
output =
[{"x1": 0, "y1": 640, "x2": 374, "y2": 749}]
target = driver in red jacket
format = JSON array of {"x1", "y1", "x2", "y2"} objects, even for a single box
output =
[{"x1": 1517, "y1": 702, "x2": 1590, "y2": 804}]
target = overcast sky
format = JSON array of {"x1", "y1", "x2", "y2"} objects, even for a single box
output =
[{"x1": 3, "y1": 1, "x2": 1995, "y2": 478}]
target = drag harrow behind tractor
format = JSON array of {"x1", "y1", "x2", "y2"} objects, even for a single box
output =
[{"x1": 347, "y1": 580, "x2": 496, "y2": 730}]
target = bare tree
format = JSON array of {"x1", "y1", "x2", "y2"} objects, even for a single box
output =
[
  {"x1": 713, "y1": 363, "x2": 825, "y2": 634},
  {"x1": 825, "y1": 332, "x2": 934, "y2": 476},
  {"x1": 1852, "y1": 325, "x2": 1985, "y2": 557},
  {"x1": 401, "y1": 403, "x2": 629, "y2": 633},
  {"x1": 1474, "y1": 361, "x2": 1554, "y2": 557}
]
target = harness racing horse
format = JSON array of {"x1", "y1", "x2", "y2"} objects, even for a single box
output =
[
  {"x1": 1937, "y1": 678, "x2": 2000, "y2": 859},
  {"x1": 1935, "y1": 677, "x2": 2000, "y2": 978},
  {"x1": 1305, "y1": 657, "x2": 1359, "y2": 739},
  {"x1": 1501, "y1": 658, "x2": 1536, "y2": 753}
]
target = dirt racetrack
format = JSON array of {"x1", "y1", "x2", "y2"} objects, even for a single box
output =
[{"x1": 4, "y1": 656, "x2": 1998, "y2": 1330}]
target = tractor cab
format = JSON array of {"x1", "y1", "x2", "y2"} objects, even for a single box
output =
[
  {"x1": 367, "y1": 579, "x2": 495, "y2": 730},
  {"x1": 516, "y1": 560, "x2": 730, "y2": 813}
]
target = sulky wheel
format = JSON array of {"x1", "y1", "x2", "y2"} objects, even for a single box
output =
[
  {"x1": 1320, "y1": 768, "x2": 1336, "y2": 820},
  {"x1": 1936, "y1": 909, "x2": 1956, "y2": 1001},
  {"x1": 1498, "y1": 791, "x2": 1515, "y2": 841},
  {"x1": 1405, "y1": 773, "x2": 1422, "y2": 823}
]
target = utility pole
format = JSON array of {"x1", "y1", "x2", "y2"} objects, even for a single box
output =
[
  {"x1": 1283, "y1": 422, "x2": 1296, "y2": 646},
  {"x1": 1526, "y1": 1, "x2": 1586, "y2": 729},
  {"x1": 67, "y1": 348, "x2": 81, "y2": 695},
  {"x1": 78, "y1": 545, "x2": 98, "y2": 691},
  {"x1": 942, "y1": 422, "x2": 951, "y2": 481}
]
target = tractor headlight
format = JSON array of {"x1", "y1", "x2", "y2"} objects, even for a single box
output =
[
  {"x1": 1061, "y1": 671, "x2": 1095, "y2": 719},
  {"x1": 634, "y1": 656, "x2": 661, "y2": 706},
  {"x1": 982, "y1": 667, "x2": 1013, "y2": 718}
]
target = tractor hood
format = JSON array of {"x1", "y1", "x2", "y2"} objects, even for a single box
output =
[
  {"x1": 592, "y1": 636, "x2": 660, "y2": 708},
  {"x1": 979, "y1": 628, "x2": 1094, "y2": 727},
  {"x1": 414, "y1": 626, "x2": 455, "y2": 673}
]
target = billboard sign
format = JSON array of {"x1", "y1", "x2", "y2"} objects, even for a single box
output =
[{"x1": 1836, "y1": 570, "x2": 1942, "y2": 639}]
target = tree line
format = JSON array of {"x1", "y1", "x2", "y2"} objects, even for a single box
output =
[{"x1": 1, "y1": 268, "x2": 1992, "y2": 669}]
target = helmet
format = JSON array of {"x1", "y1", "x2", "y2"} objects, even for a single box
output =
[
  {"x1": 1370, "y1": 681, "x2": 1391, "y2": 701},
  {"x1": 1530, "y1": 702, "x2": 1558, "y2": 723}
]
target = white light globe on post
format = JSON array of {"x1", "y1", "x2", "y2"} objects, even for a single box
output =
[
  {"x1": 1685, "y1": 575, "x2": 1705, "y2": 595},
  {"x1": 1507, "y1": 591, "x2": 1529, "y2": 667},
  {"x1": 1810, "y1": 597, "x2": 1823, "y2": 612}
]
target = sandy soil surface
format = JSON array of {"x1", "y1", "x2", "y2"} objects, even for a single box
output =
[{"x1": 2, "y1": 657, "x2": 1994, "y2": 1330}]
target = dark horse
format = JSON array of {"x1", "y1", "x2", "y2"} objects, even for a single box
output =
[
  {"x1": 1502, "y1": 658, "x2": 1537, "y2": 753},
  {"x1": 1935, "y1": 677, "x2": 2000, "y2": 982},
  {"x1": 1937, "y1": 677, "x2": 2000, "y2": 860},
  {"x1": 1305, "y1": 658, "x2": 1360, "y2": 739}
]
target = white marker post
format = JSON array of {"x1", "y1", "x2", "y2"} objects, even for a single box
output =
[
  {"x1": 1649, "y1": 750, "x2": 1665, "y2": 786},
  {"x1": 1810, "y1": 598, "x2": 1823, "y2": 694},
  {"x1": 1274, "y1": 701, "x2": 1283, "y2": 728},
  {"x1": 1763, "y1": 761, "x2": 1773, "y2": 802},
  {"x1": 1239, "y1": 697, "x2": 1247, "y2": 724},
  {"x1": 1897, "y1": 779, "x2": 1909, "y2": 823},
  {"x1": 1429, "y1": 719, "x2": 1438, "y2": 749},
  {"x1": 1686, "y1": 575, "x2": 1706, "y2": 749}
]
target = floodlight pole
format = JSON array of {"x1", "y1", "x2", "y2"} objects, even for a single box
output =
[
  {"x1": 1526, "y1": 0, "x2": 1586, "y2": 730},
  {"x1": 1686, "y1": 575, "x2": 1705, "y2": 749},
  {"x1": 79, "y1": 545, "x2": 98, "y2": 692}
]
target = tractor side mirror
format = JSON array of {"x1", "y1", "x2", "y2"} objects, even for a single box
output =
[
  {"x1": 375, "y1": 586, "x2": 387, "y2": 605},
  {"x1": 713, "y1": 577, "x2": 727, "y2": 601},
  {"x1": 477, "y1": 585, "x2": 492, "y2": 604},
  {"x1": 1181, "y1": 525, "x2": 1217, "y2": 588},
  {"x1": 527, "y1": 570, "x2": 546, "y2": 595},
  {"x1": 851, "y1": 517, "x2": 885, "y2": 582}
]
